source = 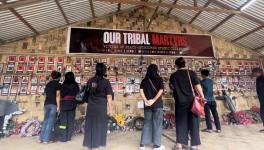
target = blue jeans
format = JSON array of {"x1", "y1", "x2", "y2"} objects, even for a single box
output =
[
  {"x1": 39, "y1": 104, "x2": 57, "y2": 142},
  {"x1": 140, "y1": 108, "x2": 163, "y2": 146}
]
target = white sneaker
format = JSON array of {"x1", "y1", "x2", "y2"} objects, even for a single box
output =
[
  {"x1": 139, "y1": 146, "x2": 145, "y2": 150},
  {"x1": 154, "y1": 145, "x2": 165, "y2": 150}
]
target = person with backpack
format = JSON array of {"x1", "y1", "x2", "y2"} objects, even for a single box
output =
[
  {"x1": 83, "y1": 63, "x2": 113, "y2": 150},
  {"x1": 139, "y1": 64, "x2": 165, "y2": 150},
  {"x1": 200, "y1": 69, "x2": 221, "y2": 133}
]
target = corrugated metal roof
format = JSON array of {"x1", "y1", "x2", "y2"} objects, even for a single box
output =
[{"x1": 0, "y1": 0, "x2": 263, "y2": 53}]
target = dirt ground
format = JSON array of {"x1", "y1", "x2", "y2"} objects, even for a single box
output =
[{"x1": 1, "y1": 124, "x2": 264, "y2": 150}]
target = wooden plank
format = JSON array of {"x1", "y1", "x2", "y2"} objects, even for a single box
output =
[
  {"x1": 167, "y1": 0, "x2": 178, "y2": 15},
  {"x1": 95, "y1": 0, "x2": 241, "y2": 14},
  {"x1": 89, "y1": 0, "x2": 96, "y2": 18},
  {"x1": 147, "y1": 0, "x2": 161, "y2": 30},
  {"x1": 231, "y1": 26, "x2": 263, "y2": 42},
  {"x1": 189, "y1": 1, "x2": 211, "y2": 24},
  {"x1": 54, "y1": 0, "x2": 69, "y2": 25},
  {"x1": 210, "y1": 0, "x2": 264, "y2": 26}
]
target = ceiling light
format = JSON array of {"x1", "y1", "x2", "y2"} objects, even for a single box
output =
[{"x1": 241, "y1": 0, "x2": 257, "y2": 11}]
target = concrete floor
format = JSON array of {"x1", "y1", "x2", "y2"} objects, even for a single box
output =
[{"x1": 1, "y1": 124, "x2": 264, "y2": 150}]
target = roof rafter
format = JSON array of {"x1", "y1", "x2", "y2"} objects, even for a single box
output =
[
  {"x1": 189, "y1": 1, "x2": 211, "y2": 24},
  {"x1": 2, "y1": 0, "x2": 38, "y2": 34},
  {"x1": 209, "y1": 0, "x2": 255, "y2": 33},
  {"x1": 167, "y1": 0, "x2": 178, "y2": 15},
  {"x1": 95, "y1": 0, "x2": 241, "y2": 14},
  {"x1": 231, "y1": 26, "x2": 263, "y2": 42},
  {"x1": 89, "y1": 0, "x2": 96, "y2": 18},
  {"x1": 54, "y1": 0, "x2": 69, "y2": 25},
  {"x1": 147, "y1": 0, "x2": 161, "y2": 30}
]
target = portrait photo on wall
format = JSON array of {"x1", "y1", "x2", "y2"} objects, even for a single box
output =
[
  {"x1": 27, "y1": 64, "x2": 35, "y2": 72},
  {"x1": 3, "y1": 76, "x2": 12, "y2": 84},
  {"x1": 10, "y1": 85, "x2": 19, "y2": 96},
  {"x1": 17, "y1": 64, "x2": 25, "y2": 73},
  {"x1": 39, "y1": 75, "x2": 47, "y2": 85},
  {"x1": 1, "y1": 84, "x2": 10, "y2": 96},
  {"x1": 18, "y1": 56, "x2": 26, "y2": 63},
  {"x1": 48, "y1": 57, "x2": 54, "y2": 64},
  {"x1": 37, "y1": 64, "x2": 45, "y2": 72},
  {"x1": 12, "y1": 76, "x2": 19, "y2": 84},
  {"x1": 66, "y1": 65, "x2": 72, "y2": 72},
  {"x1": 57, "y1": 65, "x2": 63, "y2": 72},
  {"x1": 38, "y1": 56, "x2": 46, "y2": 64},
  {"x1": 20, "y1": 84, "x2": 28, "y2": 95},
  {"x1": 8, "y1": 56, "x2": 17, "y2": 63},
  {"x1": 38, "y1": 85, "x2": 45, "y2": 94},
  {"x1": 47, "y1": 65, "x2": 54, "y2": 72},
  {"x1": 57, "y1": 57, "x2": 64, "y2": 64},
  {"x1": 31, "y1": 75, "x2": 38, "y2": 85},
  {"x1": 30, "y1": 85, "x2": 38, "y2": 94},
  {"x1": 7, "y1": 63, "x2": 15, "y2": 73},
  {"x1": 22, "y1": 76, "x2": 29, "y2": 84},
  {"x1": 29, "y1": 56, "x2": 37, "y2": 63},
  {"x1": 0, "y1": 63, "x2": 3, "y2": 73}
]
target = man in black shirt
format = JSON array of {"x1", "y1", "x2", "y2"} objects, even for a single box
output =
[{"x1": 252, "y1": 68, "x2": 264, "y2": 132}]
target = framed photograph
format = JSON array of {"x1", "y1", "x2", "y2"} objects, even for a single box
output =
[
  {"x1": 8, "y1": 56, "x2": 17, "y2": 63},
  {"x1": 59, "y1": 76, "x2": 64, "y2": 84},
  {"x1": 30, "y1": 85, "x2": 38, "y2": 94},
  {"x1": 29, "y1": 56, "x2": 37, "y2": 63},
  {"x1": 7, "y1": 63, "x2": 15, "y2": 73},
  {"x1": 10, "y1": 85, "x2": 19, "y2": 96},
  {"x1": 118, "y1": 76, "x2": 126, "y2": 83},
  {"x1": 37, "y1": 64, "x2": 45, "y2": 72},
  {"x1": 76, "y1": 57, "x2": 82, "y2": 65},
  {"x1": 82, "y1": 76, "x2": 90, "y2": 85},
  {"x1": 125, "y1": 84, "x2": 134, "y2": 93},
  {"x1": 48, "y1": 57, "x2": 54, "y2": 64},
  {"x1": 20, "y1": 84, "x2": 28, "y2": 95},
  {"x1": 18, "y1": 56, "x2": 26, "y2": 63},
  {"x1": 47, "y1": 65, "x2": 54, "y2": 72},
  {"x1": 75, "y1": 65, "x2": 81, "y2": 74},
  {"x1": 17, "y1": 64, "x2": 25, "y2": 72},
  {"x1": 38, "y1": 56, "x2": 46, "y2": 64},
  {"x1": 31, "y1": 75, "x2": 38, "y2": 85},
  {"x1": 0, "y1": 64, "x2": 3, "y2": 73},
  {"x1": 93, "y1": 58, "x2": 100, "y2": 65},
  {"x1": 101, "y1": 58, "x2": 107, "y2": 64},
  {"x1": 75, "y1": 76, "x2": 81, "y2": 84},
  {"x1": 22, "y1": 76, "x2": 29, "y2": 84},
  {"x1": 38, "y1": 85, "x2": 45, "y2": 94},
  {"x1": 1, "y1": 84, "x2": 10, "y2": 96},
  {"x1": 118, "y1": 84, "x2": 124, "y2": 94},
  {"x1": 57, "y1": 65, "x2": 63, "y2": 72},
  {"x1": 57, "y1": 57, "x2": 64, "y2": 64},
  {"x1": 39, "y1": 75, "x2": 47, "y2": 84},
  {"x1": 83, "y1": 65, "x2": 90, "y2": 73},
  {"x1": 109, "y1": 76, "x2": 116, "y2": 83},
  {"x1": 27, "y1": 64, "x2": 35, "y2": 72},
  {"x1": 3, "y1": 76, "x2": 12, "y2": 83},
  {"x1": 12, "y1": 76, "x2": 19, "y2": 84},
  {"x1": 84, "y1": 58, "x2": 92, "y2": 65},
  {"x1": 134, "y1": 84, "x2": 140, "y2": 93},
  {"x1": 66, "y1": 65, "x2": 72, "y2": 72}
]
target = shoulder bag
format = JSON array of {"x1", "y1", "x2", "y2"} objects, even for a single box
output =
[
  {"x1": 187, "y1": 70, "x2": 207, "y2": 117},
  {"x1": 75, "y1": 80, "x2": 90, "y2": 103}
]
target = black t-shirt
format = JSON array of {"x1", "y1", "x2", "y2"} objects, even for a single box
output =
[
  {"x1": 169, "y1": 70, "x2": 200, "y2": 105},
  {"x1": 256, "y1": 75, "x2": 264, "y2": 105},
  {"x1": 60, "y1": 82, "x2": 80, "y2": 110},
  {"x1": 140, "y1": 77, "x2": 164, "y2": 109},
  {"x1": 44, "y1": 80, "x2": 61, "y2": 106}
]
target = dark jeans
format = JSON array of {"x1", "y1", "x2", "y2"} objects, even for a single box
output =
[
  {"x1": 176, "y1": 103, "x2": 201, "y2": 146},
  {"x1": 39, "y1": 104, "x2": 57, "y2": 142},
  {"x1": 140, "y1": 108, "x2": 163, "y2": 146},
  {"x1": 204, "y1": 101, "x2": 221, "y2": 130},
  {"x1": 58, "y1": 110, "x2": 76, "y2": 142}
]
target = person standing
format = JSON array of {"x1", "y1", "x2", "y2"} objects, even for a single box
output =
[
  {"x1": 169, "y1": 57, "x2": 204, "y2": 150},
  {"x1": 252, "y1": 68, "x2": 264, "y2": 132},
  {"x1": 58, "y1": 72, "x2": 80, "y2": 142},
  {"x1": 139, "y1": 64, "x2": 165, "y2": 150},
  {"x1": 39, "y1": 71, "x2": 61, "y2": 143},
  {"x1": 83, "y1": 63, "x2": 113, "y2": 150},
  {"x1": 200, "y1": 69, "x2": 221, "y2": 133}
]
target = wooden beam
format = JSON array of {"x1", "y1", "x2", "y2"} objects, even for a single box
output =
[
  {"x1": 0, "y1": 0, "x2": 47, "y2": 11},
  {"x1": 54, "y1": 0, "x2": 69, "y2": 25},
  {"x1": 89, "y1": 0, "x2": 96, "y2": 18},
  {"x1": 117, "y1": 3, "x2": 121, "y2": 12},
  {"x1": 95, "y1": 0, "x2": 241, "y2": 14},
  {"x1": 189, "y1": 1, "x2": 211, "y2": 24},
  {"x1": 167, "y1": 0, "x2": 178, "y2": 15},
  {"x1": 232, "y1": 26, "x2": 263, "y2": 42},
  {"x1": 209, "y1": 14, "x2": 234, "y2": 32},
  {"x1": 210, "y1": 0, "x2": 264, "y2": 26},
  {"x1": 7, "y1": 6, "x2": 38, "y2": 34},
  {"x1": 194, "y1": 0, "x2": 197, "y2": 7},
  {"x1": 147, "y1": 0, "x2": 161, "y2": 30}
]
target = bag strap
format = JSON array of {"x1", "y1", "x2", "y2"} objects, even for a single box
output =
[
  {"x1": 187, "y1": 70, "x2": 195, "y2": 97},
  {"x1": 148, "y1": 79, "x2": 158, "y2": 92}
]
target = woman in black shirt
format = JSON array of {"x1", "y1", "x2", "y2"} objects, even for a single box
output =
[
  {"x1": 139, "y1": 64, "x2": 165, "y2": 150},
  {"x1": 169, "y1": 57, "x2": 204, "y2": 150},
  {"x1": 83, "y1": 63, "x2": 113, "y2": 150},
  {"x1": 58, "y1": 72, "x2": 80, "y2": 142}
]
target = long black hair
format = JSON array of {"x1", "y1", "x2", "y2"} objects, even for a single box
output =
[
  {"x1": 63, "y1": 72, "x2": 77, "y2": 84},
  {"x1": 145, "y1": 64, "x2": 161, "y2": 80},
  {"x1": 91, "y1": 63, "x2": 107, "y2": 94}
]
